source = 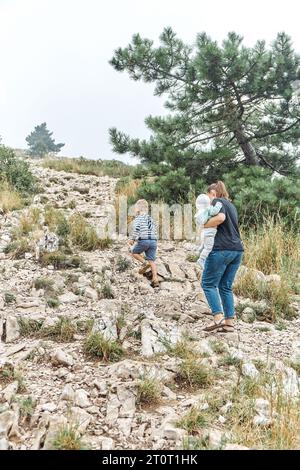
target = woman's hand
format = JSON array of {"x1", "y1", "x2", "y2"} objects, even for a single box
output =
[
  {"x1": 128, "y1": 239, "x2": 135, "y2": 246},
  {"x1": 204, "y1": 213, "x2": 226, "y2": 228}
]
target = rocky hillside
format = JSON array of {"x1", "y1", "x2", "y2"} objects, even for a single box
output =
[{"x1": 0, "y1": 161, "x2": 300, "y2": 450}]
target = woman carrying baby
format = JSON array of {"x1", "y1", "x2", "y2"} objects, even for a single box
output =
[{"x1": 199, "y1": 181, "x2": 244, "y2": 333}]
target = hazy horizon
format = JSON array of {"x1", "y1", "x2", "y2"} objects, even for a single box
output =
[{"x1": 1, "y1": 0, "x2": 299, "y2": 163}]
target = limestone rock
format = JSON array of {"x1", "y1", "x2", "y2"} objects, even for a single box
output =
[
  {"x1": 51, "y1": 349, "x2": 74, "y2": 367},
  {"x1": 85, "y1": 287, "x2": 98, "y2": 301},
  {"x1": 5, "y1": 317, "x2": 20, "y2": 343},
  {"x1": 101, "y1": 437, "x2": 114, "y2": 450},
  {"x1": 69, "y1": 407, "x2": 91, "y2": 433},
  {"x1": 61, "y1": 384, "x2": 75, "y2": 402},
  {"x1": 242, "y1": 362, "x2": 259, "y2": 379},
  {"x1": 58, "y1": 292, "x2": 78, "y2": 304},
  {"x1": 74, "y1": 389, "x2": 91, "y2": 408}
]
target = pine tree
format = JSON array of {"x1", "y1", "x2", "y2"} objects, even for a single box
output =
[
  {"x1": 109, "y1": 29, "x2": 300, "y2": 177},
  {"x1": 26, "y1": 123, "x2": 65, "y2": 158}
]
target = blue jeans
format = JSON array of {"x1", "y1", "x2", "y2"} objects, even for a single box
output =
[{"x1": 201, "y1": 250, "x2": 243, "y2": 319}]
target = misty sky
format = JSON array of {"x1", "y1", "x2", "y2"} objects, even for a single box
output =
[{"x1": 0, "y1": 0, "x2": 299, "y2": 163}]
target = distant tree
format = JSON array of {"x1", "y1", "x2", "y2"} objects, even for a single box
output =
[
  {"x1": 109, "y1": 29, "x2": 300, "y2": 177},
  {"x1": 26, "y1": 122, "x2": 64, "y2": 158}
]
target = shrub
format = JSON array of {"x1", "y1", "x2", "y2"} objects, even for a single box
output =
[
  {"x1": 0, "y1": 145, "x2": 37, "y2": 194},
  {"x1": 40, "y1": 317, "x2": 77, "y2": 342},
  {"x1": 100, "y1": 282, "x2": 114, "y2": 299},
  {"x1": 46, "y1": 297, "x2": 60, "y2": 308},
  {"x1": 136, "y1": 168, "x2": 192, "y2": 204},
  {"x1": 34, "y1": 277, "x2": 54, "y2": 292},
  {"x1": 18, "y1": 318, "x2": 43, "y2": 337},
  {"x1": 40, "y1": 251, "x2": 82, "y2": 269},
  {"x1": 44, "y1": 206, "x2": 67, "y2": 232},
  {"x1": 224, "y1": 166, "x2": 300, "y2": 227},
  {"x1": 137, "y1": 376, "x2": 161, "y2": 406},
  {"x1": 176, "y1": 357, "x2": 211, "y2": 389},
  {"x1": 4, "y1": 239, "x2": 32, "y2": 259},
  {"x1": 83, "y1": 332, "x2": 124, "y2": 362},
  {"x1": 116, "y1": 256, "x2": 131, "y2": 272},
  {"x1": 18, "y1": 396, "x2": 36, "y2": 420},
  {"x1": 52, "y1": 425, "x2": 86, "y2": 450},
  {"x1": 4, "y1": 292, "x2": 16, "y2": 304},
  {"x1": 69, "y1": 214, "x2": 111, "y2": 251},
  {"x1": 177, "y1": 407, "x2": 208, "y2": 433}
]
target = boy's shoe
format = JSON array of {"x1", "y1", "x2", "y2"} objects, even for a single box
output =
[
  {"x1": 151, "y1": 278, "x2": 160, "y2": 288},
  {"x1": 139, "y1": 262, "x2": 151, "y2": 275}
]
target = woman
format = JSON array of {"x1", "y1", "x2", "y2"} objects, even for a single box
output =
[{"x1": 201, "y1": 181, "x2": 244, "y2": 333}]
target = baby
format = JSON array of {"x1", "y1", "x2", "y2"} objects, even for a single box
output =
[{"x1": 195, "y1": 194, "x2": 222, "y2": 269}]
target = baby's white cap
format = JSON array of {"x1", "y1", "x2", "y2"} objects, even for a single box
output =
[{"x1": 196, "y1": 193, "x2": 210, "y2": 210}]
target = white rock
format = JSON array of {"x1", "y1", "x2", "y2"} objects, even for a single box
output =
[
  {"x1": 218, "y1": 415, "x2": 226, "y2": 424},
  {"x1": 41, "y1": 403, "x2": 57, "y2": 412},
  {"x1": 195, "y1": 339, "x2": 214, "y2": 356},
  {"x1": 101, "y1": 437, "x2": 114, "y2": 450},
  {"x1": 224, "y1": 443, "x2": 249, "y2": 450},
  {"x1": 61, "y1": 384, "x2": 75, "y2": 402},
  {"x1": 265, "y1": 274, "x2": 281, "y2": 284},
  {"x1": 0, "y1": 381, "x2": 18, "y2": 403},
  {"x1": 69, "y1": 407, "x2": 91, "y2": 433},
  {"x1": 51, "y1": 349, "x2": 74, "y2": 367},
  {"x1": 242, "y1": 362, "x2": 259, "y2": 379},
  {"x1": 255, "y1": 398, "x2": 270, "y2": 416},
  {"x1": 253, "y1": 415, "x2": 272, "y2": 426},
  {"x1": 42, "y1": 415, "x2": 68, "y2": 450},
  {"x1": 163, "y1": 424, "x2": 187, "y2": 441},
  {"x1": 85, "y1": 287, "x2": 98, "y2": 301},
  {"x1": 58, "y1": 292, "x2": 78, "y2": 304},
  {"x1": 5, "y1": 317, "x2": 20, "y2": 343},
  {"x1": 282, "y1": 367, "x2": 300, "y2": 398},
  {"x1": 208, "y1": 429, "x2": 224, "y2": 448},
  {"x1": 74, "y1": 389, "x2": 91, "y2": 408},
  {"x1": 0, "y1": 410, "x2": 15, "y2": 437},
  {"x1": 117, "y1": 417, "x2": 132, "y2": 437},
  {"x1": 0, "y1": 437, "x2": 9, "y2": 450},
  {"x1": 220, "y1": 401, "x2": 233, "y2": 414}
]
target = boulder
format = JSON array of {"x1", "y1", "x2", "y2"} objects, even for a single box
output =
[
  {"x1": 5, "y1": 317, "x2": 20, "y2": 343},
  {"x1": 51, "y1": 349, "x2": 74, "y2": 367}
]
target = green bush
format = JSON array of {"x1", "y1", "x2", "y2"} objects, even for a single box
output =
[
  {"x1": 136, "y1": 168, "x2": 192, "y2": 204},
  {"x1": 0, "y1": 145, "x2": 37, "y2": 194},
  {"x1": 224, "y1": 166, "x2": 300, "y2": 228}
]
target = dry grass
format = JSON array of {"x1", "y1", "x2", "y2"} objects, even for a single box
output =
[
  {"x1": 43, "y1": 157, "x2": 133, "y2": 178},
  {"x1": 83, "y1": 332, "x2": 124, "y2": 362},
  {"x1": 228, "y1": 370, "x2": 300, "y2": 449},
  {"x1": 0, "y1": 185, "x2": 23, "y2": 213},
  {"x1": 177, "y1": 407, "x2": 208, "y2": 434},
  {"x1": 40, "y1": 317, "x2": 77, "y2": 342},
  {"x1": 52, "y1": 425, "x2": 87, "y2": 450},
  {"x1": 136, "y1": 375, "x2": 161, "y2": 407},
  {"x1": 241, "y1": 219, "x2": 300, "y2": 275},
  {"x1": 234, "y1": 269, "x2": 295, "y2": 321},
  {"x1": 235, "y1": 220, "x2": 300, "y2": 321},
  {"x1": 69, "y1": 213, "x2": 112, "y2": 251}
]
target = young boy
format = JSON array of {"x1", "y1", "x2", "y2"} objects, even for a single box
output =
[
  {"x1": 128, "y1": 199, "x2": 159, "y2": 287},
  {"x1": 195, "y1": 194, "x2": 222, "y2": 269}
]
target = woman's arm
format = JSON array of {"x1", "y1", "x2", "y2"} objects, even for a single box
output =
[{"x1": 204, "y1": 213, "x2": 226, "y2": 228}]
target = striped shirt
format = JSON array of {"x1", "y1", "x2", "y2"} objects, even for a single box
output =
[{"x1": 131, "y1": 214, "x2": 157, "y2": 240}]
